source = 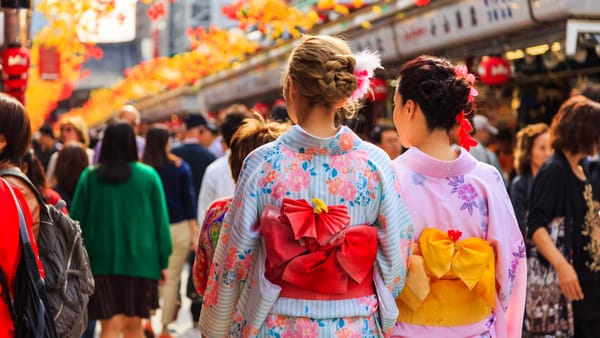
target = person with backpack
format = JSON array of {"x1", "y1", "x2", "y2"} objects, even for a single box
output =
[{"x1": 0, "y1": 93, "x2": 56, "y2": 337}]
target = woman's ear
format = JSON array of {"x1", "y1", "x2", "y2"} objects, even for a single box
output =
[{"x1": 405, "y1": 99, "x2": 416, "y2": 119}]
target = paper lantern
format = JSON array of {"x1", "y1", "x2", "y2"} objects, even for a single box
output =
[
  {"x1": 477, "y1": 56, "x2": 511, "y2": 86},
  {"x1": 367, "y1": 77, "x2": 388, "y2": 101}
]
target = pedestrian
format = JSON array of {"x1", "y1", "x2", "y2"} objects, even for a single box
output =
[
  {"x1": 0, "y1": 93, "x2": 46, "y2": 337},
  {"x1": 510, "y1": 123, "x2": 552, "y2": 236},
  {"x1": 142, "y1": 125, "x2": 197, "y2": 338},
  {"x1": 193, "y1": 115, "x2": 289, "y2": 299},
  {"x1": 46, "y1": 116, "x2": 94, "y2": 184},
  {"x1": 52, "y1": 142, "x2": 89, "y2": 210},
  {"x1": 391, "y1": 55, "x2": 526, "y2": 337},
  {"x1": 524, "y1": 95, "x2": 600, "y2": 337},
  {"x1": 70, "y1": 122, "x2": 172, "y2": 338},
  {"x1": 198, "y1": 34, "x2": 413, "y2": 337}
]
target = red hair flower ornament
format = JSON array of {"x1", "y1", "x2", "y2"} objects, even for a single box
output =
[{"x1": 454, "y1": 65, "x2": 478, "y2": 151}]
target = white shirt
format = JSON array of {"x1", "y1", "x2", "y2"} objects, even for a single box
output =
[{"x1": 197, "y1": 149, "x2": 235, "y2": 222}]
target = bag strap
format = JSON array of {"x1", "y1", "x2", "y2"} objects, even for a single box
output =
[
  {"x1": 0, "y1": 167, "x2": 46, "y2": 207},
  {"x1": 0, "y1": 266, "x2": 16, "y2": 322},
  {"x1": 4, "y1": 178, "x2": 55, "y2": 338}
]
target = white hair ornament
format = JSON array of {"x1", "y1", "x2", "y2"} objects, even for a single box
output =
[{"x1": 350, "y1": 50, "x2": 383, "y2": 101}]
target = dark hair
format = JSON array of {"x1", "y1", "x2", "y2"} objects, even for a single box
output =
[
  {"x1": 0, "y1": 93, "x2": 31, "y2": 165},
  {"x1": 143, "y1": 126, "x2": 172, "y2": 170},
  {"x1": 580, "y1": 83, "x2": 600, "y2": 103},
  {"x1": 219, "y1": 112, "x2": 249, "y2": 147},
  {"x1": 38, "y1": 125, "x2": 55, "y2": 138},
  {"x1": 550, "y1": 95, "x2": 600, "y2": 155},
  {"x1": 514, "y1": 123, "x2": 549, "y2": 175},
  {"x1": 271, "y1": 105, "x2": 289, "y2": 122},
  {"x1": 55, "y1": 143, "x2": 89, "y2": 195},
  {"x1": 229, "y1": 117, "x2": 289, "y2": 183},
  {"x1": 20, "y1": 150, "x2": 49, "y2": 198},
  {"x1": 397, "y1": 55, "x2": 472, "y2": 131},
  {"x1": 98, "y1": 122, "x2": 138, "y2": 183},
  {"x1": 370, "y1": 123, "x2": 396, "y2": 143}
]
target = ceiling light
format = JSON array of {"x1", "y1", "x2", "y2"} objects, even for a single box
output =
[
  {"x1": 525, "y1": 44, "x2": 550, "y2": 56},
  {"x1": 505, "y1": 49, "x2": 525, "y2": 60}
]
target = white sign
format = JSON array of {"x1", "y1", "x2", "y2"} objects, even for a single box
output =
[
  {"x1": 393, "y1": 0, "x2": 535, "y2": 56},
  {"x1": 348, "y1": 24, "x2": 398, "y2": 63},
  {"x1": 77, "y1": 0, "x2": 137, "y2": 43}
]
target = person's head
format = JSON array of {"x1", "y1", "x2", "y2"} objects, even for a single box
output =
[
  {"x1": 514, "y1": 123, "x2": 551, "y2": 176},
  {"x1": 98, "y1": 122, "x2": 138, "y2": 183},
  {"x1": 220, "y1": 112, "x2": 250, "y2": 149},
  {"x1": 0, "y1": 93, "x2": 31, "y2": 166},
  {"x1": 143, "y1": 125, "x2": 172, "y2": 170},
  {"x1": 371, "y1": 123, "x2": 402, "y2": 159},
  {"x1": 55, "y1": 143, "x2": 89, "y2": 194},
  {"x1": 59, "y1": 116, "x2": 90, "y2": 147},
  {"x1": 550, "y1": 95, "x2": 600, "y2": 156},
  {"x1": 472, "y1": 114, "x2": 498, "y2": 146},
  {"x1": 229, "y1": 116, "x2": 290, "y2": 183},
  {"x1": 271, "y1": 104, "x2": 290, "y2": 122},
  {"x1": 118, "y1": 105, "x2": 141, "y2": 134},
  {"x1": 38, "y1": 125, "x2": 55, "y2": 148},
  {"x1": 20, "y1": 150, "x2": 49, "y2": 193},
  {"x1": 183, "y1": 113, "x2": 209, "y2": 143},
  {"x1": 283, "y1": 35, "x2": 358, "y2": 125},
  {"x1": 580, "y1": 83, "x2": 600, "y2": 103},
  {"x1": 393, "y1": 55, "x2": 473, "y2": 148}
]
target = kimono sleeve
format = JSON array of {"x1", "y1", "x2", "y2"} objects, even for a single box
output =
[
  {"x1": 376, "y1": 155, "x2": 413, "y2": 297},
  {"x1": 484, "y1": 167, "x2": 526, "y2": 338},
  {"x1": 199, "y1": 152, "x2": 261, "y2": 337}
]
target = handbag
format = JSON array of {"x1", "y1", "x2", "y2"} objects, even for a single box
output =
[{"x1": 524, "y1": 216, "x2": 574, "y2": 337}]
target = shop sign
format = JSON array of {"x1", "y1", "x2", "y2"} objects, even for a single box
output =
[
  {"x1": 38, "y1": 45, "x2": 60, "y2": 80},
  {"x1": 348, "y1": 24, "x2": 399, "y2": 62},
  {"x1": 393, "y1": 0, "x2": 539, "y2": 56},
  {"x1": 477, "y1": 56, "x2": 511, "y2": 86}
]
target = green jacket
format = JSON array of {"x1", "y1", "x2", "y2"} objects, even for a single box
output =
[{"x1": 71, "y1": 162, "x2": 172, "y2": 280}]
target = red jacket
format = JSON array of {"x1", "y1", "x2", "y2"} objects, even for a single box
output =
[{"x1": 0, "y1": 178, "x2": 44, "y2": 338}]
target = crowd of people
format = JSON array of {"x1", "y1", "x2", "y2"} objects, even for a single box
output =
[{"x1": 1, "y1": 33, "x2": 600, "y2": 338}]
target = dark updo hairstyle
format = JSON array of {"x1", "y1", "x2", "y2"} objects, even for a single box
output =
[
  {"x1": 283, "y1": 35, "x2": 359, "y2": 121},
  {"x1": 397, "y1": 55, "x2": 473, "y2": 132}
]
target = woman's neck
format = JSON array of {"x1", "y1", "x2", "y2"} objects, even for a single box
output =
[
  {"x1": 296, "y1": 106, "x2": 338, "y2": 138},
  {"x1": 416, "y1": 129, "x2": 458, "y2": 161},
  {"x1": 531, "y1": 165, "x2": 540, "y2": 177},
  {"x1": 563, "y1": 150, "x2": 586, "y2": 181}
]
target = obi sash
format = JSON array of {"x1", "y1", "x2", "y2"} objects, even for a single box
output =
[
  {"x1": 260, "y1": 198, "x2": 378, "y2": 300},
  {"x1": 396, "y1": 228, "x2": 495, "y2": 326}
]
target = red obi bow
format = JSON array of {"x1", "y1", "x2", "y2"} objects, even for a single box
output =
[{"x1": 260, "y1": 198, "x2": 378, "y2": 295}]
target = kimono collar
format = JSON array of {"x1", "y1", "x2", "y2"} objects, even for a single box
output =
[
  {"x1": 279, "y1": 125, "x2": 361, "y2": 155},
  {"x1": 403, "y1": 146, "x2": 478, "y2": 178}
]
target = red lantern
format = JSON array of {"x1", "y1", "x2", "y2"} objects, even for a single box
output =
[
  {"x1": 2, "y1": 46, "x2": 30, "y2": 104},
  {"x1": 477, "y1": 56, "x2": 511, "y2": 86}
]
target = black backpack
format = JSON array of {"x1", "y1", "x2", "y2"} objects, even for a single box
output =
[
  {"x1": 0, "y1": 168, "x2": 95, "y2": 338},
  {"x1": 0, "y1": 178, "x2": 58, "y2": 338}
]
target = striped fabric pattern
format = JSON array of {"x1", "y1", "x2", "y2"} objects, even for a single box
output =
[{"x1": 199, "y1": 125, "x2": 413, "y2": 337}]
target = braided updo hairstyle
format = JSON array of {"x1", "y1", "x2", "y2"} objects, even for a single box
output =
[
  {"x1": 397, "y1": 55, "x2": 473, "y2": 131},
  {"x1": 283, "y1": 35, "x2": 359, "y2": 120}
]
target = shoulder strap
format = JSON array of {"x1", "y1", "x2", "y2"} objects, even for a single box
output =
[
  {"x1": 0, "y1": 167, "x2": 46, "y2": 206},
  {"x1": 0, "y1": 266, "x2": 16, "y2": 322}
]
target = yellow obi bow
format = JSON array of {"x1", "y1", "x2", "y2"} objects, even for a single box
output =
[{"x1": 396, "y1": 228, "x2": 495, "y2": 326}]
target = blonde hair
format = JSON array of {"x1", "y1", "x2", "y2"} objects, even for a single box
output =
[
  {"x1": 283, "y1": 35, "x2": 359, "y2": 120},
  {"x1": 229, "y1": 115, "x2": 290, "y2": 183},
  {"x1": 60, "y1": 116, "x2": 90, "y2": 147}
]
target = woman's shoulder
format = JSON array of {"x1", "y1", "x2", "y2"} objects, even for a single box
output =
[{"x1": 132, "y1": 162, "x2": 161, "y2": 178}]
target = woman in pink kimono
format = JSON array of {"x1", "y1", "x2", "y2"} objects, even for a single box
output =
[{"x1": 391, "y1": 55, "x2": 526, "y2": 338}]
